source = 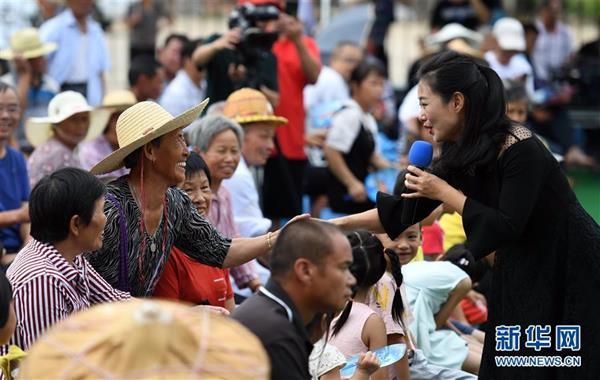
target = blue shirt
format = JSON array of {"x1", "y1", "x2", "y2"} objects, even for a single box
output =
[
  {"x1": 39, "y1": 9, "x2": 110, "y2": 106},
  {"x1": 0, "y1": 147, "x2": 29, "y2": 251}
]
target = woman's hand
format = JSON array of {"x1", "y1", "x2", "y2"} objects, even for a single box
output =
[{"x1": 402, "y1": 165, "x2": 449, "y2": 201}]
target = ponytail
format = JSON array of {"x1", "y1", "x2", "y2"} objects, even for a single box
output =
[
  {"x1": 384, "y1": 248, "x2": 405, "y2": 325},
  {"x1": 331, "y1": 301, "x2": 353, "y2": 337}
]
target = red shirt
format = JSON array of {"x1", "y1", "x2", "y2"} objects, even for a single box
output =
[
  {"x1": 272, "y1": 36, "x2": 321, "y2": 160},
  {"x1": 154, "y1": 247, "x2": 233, "y2": 308}
]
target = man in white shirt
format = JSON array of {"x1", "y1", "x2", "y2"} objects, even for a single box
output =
[
  {"x1": 221, "y1": 88, "x2": 288, "y2": 298},
  {"x1": 159, "y1": 39, "x2": 205, "y2": 116}
]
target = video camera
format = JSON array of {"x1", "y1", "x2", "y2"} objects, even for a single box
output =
[{"x1": 228, "y1": 3, "x2": 280, "y2": 88}]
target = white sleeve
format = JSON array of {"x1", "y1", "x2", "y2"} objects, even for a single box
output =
[{"x1": 325, "y1": 109, "x2": 361, "y2": 154}]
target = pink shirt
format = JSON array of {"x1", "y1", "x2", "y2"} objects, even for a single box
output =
[
  {"x1": 80, "y1": 134, "x2": 129, "y2": 180},
  {"x1": 27, "y1": 137, "x2": 81, "y2": 188},
  {"x1": 207, "y1": 186, "x2": 258, "y2": 288},
  {"x1": 328, "y1": 302, "x2": 376, "y2": 358}
]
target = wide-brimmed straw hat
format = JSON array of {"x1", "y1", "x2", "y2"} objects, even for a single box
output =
[
  {"x1": 223, "y1": 88, "x2": 287, "y2": 126},
  {"x1": 101, "y1": 89, "x2": 137, "y2": 112},
  {"x1": 424, "y1": 23, "x2": 483, "y2": 50},
  {"x1": 19, "y1": 300, "x2": 270, "y2": 379},
  {"x1": 0, "y1": 28, "x2": 57, "y2": 60},
  {"x1": 91, "y1": 99, "x2": 208, "y2": 175},
  {"x1": 25, "y1": 91, "x2": 111, "y2": 148}
]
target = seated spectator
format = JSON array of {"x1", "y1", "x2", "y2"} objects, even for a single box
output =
[
  {"x1": 190, "y1": 115, "x2": 261, "y2": 295},
  {"x1": 26, "y1": 91, "x2": 110, "y2": 187},
  {"x1": 328, "y1": 230, "x2": 399, "y2": 380},
  {"x1": 232, "y1": 220, "x2": 355, "y2": 380},
  {"x1": 323, "y1": 59, "x2": 392, "y2": 215},
  {"x1": 159, "y1": 38, "x2": 205, "y2": 117},
  {"x1": 379, "y1": 226, "x2": 481, "y2": 374},
  {"x1": 157, "y1": 33, "x2": 189, "y2": 86},
  {"x1": 221, "y1": 88, "x2": 287, "y2": 298},
  {"x1": 19, "y1": 299, "x2": 269, "y2": 379},
  {"x1": 485, "y1": 18, "x2": 535, "y2": 97},
  {"x1": 39, "y1": 0, "x2": 110, "y2": 106},
  {"x1": 430, "y1": 0, "x2": 498, "y2": 32},
  {"x1": 154, "y1": 152, "x2": 235, "y2": 312},
  {"x1": 126, "y1": 0, "x2": 171, "y2": 62},
  {"x1": 7, "y1": 168, "x2": 130, "y2": 350},
  {"x1": 80, "y1": 90, "x2": 137, "y2": 182},
  {"x1": 372, "y1": 226, "x2": 477, "y2": 379},
  {"x1": 0, "y1": 83, "x2": 30, "y2": 263},
  {"x1": 0, "y1": 271, "x2": 24, "y2": 380},
  {"x1": 0, "y1": 27, "x2": 59, "y2": 151},
  {"x1": 128, "y1": 55, "x2": 163, "y2": 101}
]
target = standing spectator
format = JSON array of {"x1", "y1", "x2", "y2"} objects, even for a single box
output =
[
  {"x1": 128, "y1": 55, "x2": 163, "y2": 101},
  {"x1": 159, "y1": 39, "x2": 205, "y2": 117},
  {"x1": 430, "y1": 0, "x2": 498, "y2": 31},
  {"x1": 191, "y1": 0, "x2": 279, "y2": 107},
  {"x1": 126, "y1": 0, "x2": 171, "y2": 62},
  {"x1": 39, "y1": 0, "x2": 110, "y2": 106},
  {"x1": 533, "y1": 0, "x2": 573, "y2": 83},
  {"x1": 232, "y1": 220, "x2": 356, "y2": 380},
  {"x1": 0, "y1": 83, "x2": 29, "y2": 264},
  {"x1": 80, "y1": 90, "x2": 137, "y2": 182},
  {"x1": 0, "y1": 0, "x2": 34, "y2": 75},
  {"x1": 30, "y1": 0, "x2": 64, "y2": 28},
  {"x1": 26, "y1": 91, "x2": 110, "y2": 187},
  {"x1": 0, "y1": 28, "x2": 59, "y2": 150},
  {"x1": 157, "y1": 33, "x2": 188, "y2": 86},
  {"x1": 367, "y1": 0, "x2": 394, "y2": 68},
  {"x1": 7, "y1": 168, "x2": 130, "y2": 351},
  {"x1": 264, "y1": 9, "x2": 321, "y2": 227}
]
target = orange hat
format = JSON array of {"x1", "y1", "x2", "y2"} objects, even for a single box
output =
[{"x1": 223, "y1": 88, "x2": 287, "y2": 126}]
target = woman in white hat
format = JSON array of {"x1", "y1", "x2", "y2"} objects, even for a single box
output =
[
  {"x1": 26, "y1": 91, "x2": 110, "y2": 187},
  {"x1": 87, "y1": 100, "x2": 308, "y2": 297},
  {"x1": 80, "y1": 89, "x2": 137, "y2": 182}
]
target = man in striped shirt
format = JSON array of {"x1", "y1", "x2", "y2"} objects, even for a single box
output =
[{"x1": 6, "y1": 168, "x2": 130, "y2": 350}]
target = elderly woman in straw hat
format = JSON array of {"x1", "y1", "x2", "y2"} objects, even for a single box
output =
[
  {"x1": 26, "y1": 90, "x2": 110, "y2": 187},
  {"x1": 87, "y1": 100, "x2": 308, "y2": 297},
  {"x1": 80, "y1": 90, "x2": 137, "y2": 182}
]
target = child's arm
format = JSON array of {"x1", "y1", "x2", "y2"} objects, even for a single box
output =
[
  {"x1": 362, "y1": 314, "x2": 389, "y2": 380},
  {"x1": 434, "y1": 277, "x2": 472, "y2": 329},
  {"x1": 388, "y1": 333, "x2": 411, "y2": 380}
]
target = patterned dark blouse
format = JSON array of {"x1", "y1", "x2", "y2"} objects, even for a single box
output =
[{"x1": 85, "y1": 177, "x2": 231, "y2": 297}]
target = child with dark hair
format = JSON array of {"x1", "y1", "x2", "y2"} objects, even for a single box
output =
[{"x1": 328, "y1": 230, "x2": 404, "y2": 380}]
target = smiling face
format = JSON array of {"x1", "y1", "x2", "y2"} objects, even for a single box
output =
[
  {"x1": 53, "y1": 111, "x2": 90, "y2": 149},
  {"x1": 201, "y1": 129, "x2": 241, "y2": 184},
  {"x1": 0, "y1": 88, "x2": 19, "y2": 143},
  {"x1": 149, "y1": 128, "x2": 189, "y2": 186},
  {"x1": 242, "y1": 122, "x2": 276, "y2": 166},
  {"x1": 352, "y1": 70, "x2": 385, "y2": 110},
  {"x1": 418, "y1": 80, "x2": 464, "y2": 143},
  {"x1": 180, "y1": 171, "x2": 212, "y2": 216},
  {"x1": 377, "y1": 223, "x2": 421, "y2": 265}
]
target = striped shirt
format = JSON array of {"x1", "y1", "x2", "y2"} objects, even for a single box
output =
[
  {"x1": 6, "y1": 239, "x2": 130, "y2": 350},
  {"x1": 85, "y1": 177, "x2": 231, "y2": 297}
]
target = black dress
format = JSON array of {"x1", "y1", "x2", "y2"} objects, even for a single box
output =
[{"x1": 377, "y1": 130, "x2": 600, "y2": 379}]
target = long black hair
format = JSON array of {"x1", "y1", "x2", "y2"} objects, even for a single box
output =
[
  {"x1": 0, "y1": 271, "x2": 13, "y2": 328},
  {"x1": 332, "y1": 230, "x2": 405, "y2": 336},
  {"x1": 418, "y1": 51, "x2": 512, "y2": 180}
]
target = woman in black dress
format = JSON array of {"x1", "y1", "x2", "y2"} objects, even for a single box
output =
[{"x1": 332, "y1": 51, "x2": 600, "y2": 379}]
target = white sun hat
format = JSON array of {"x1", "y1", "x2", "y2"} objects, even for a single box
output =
[{"x1": 25, "y1": 91, "x2": 111, "y2": 148}]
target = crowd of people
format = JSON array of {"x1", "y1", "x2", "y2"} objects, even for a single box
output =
[{"x1": 0, "y1": 0, "x2": 599, "y2": 379}]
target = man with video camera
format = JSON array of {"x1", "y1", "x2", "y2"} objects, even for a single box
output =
[{"x1": 192, "y1": 0, "x2": 281, "y2": 107}]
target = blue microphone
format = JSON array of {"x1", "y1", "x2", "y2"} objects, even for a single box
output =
[{"x1": 401, "y1": 141, "x2": 433, "y2": 225}]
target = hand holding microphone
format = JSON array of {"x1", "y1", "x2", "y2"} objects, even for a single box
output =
[{"x1": 400, "y1": 141, "x2": 433, "y2": 225}]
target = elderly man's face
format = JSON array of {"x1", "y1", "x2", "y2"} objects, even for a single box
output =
[{"x1": 242, "y1": 122, "x2": 276, "y2": 166}]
